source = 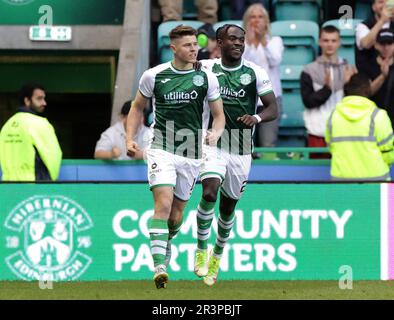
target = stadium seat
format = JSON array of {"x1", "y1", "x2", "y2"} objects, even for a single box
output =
[
  {"x1": 213, "y1": 20, "x2": 243, "y2": 31},
  {"x1": 157, "y1": 20, "x2": 204, "y2": 63},
  {"x1": 278, "y1": 64, "x2": 306, "y2": 146},
  {"x1": 277, "y1": 129, "x2": 306, "y2": 147},
  {"x1": 271, "y1": 20, "x2": 319, "y2": 65},
  {"x1": 159, "y1": 47, "x2": 174, "y2": 64},
  {"x1": 322, "y1": 19, "x2": 362, "y2": 65},
  {"x1": 337, "y1": 46, "x2": 356, "y2": 65},
  {"x1": 280, "y1": 64, "x2": 303, "y2": 90},
  {"x1": 278, "y1": 125, "x2": 306, "y2": 147},
  {"x1": 280, "y1": 89, "x2": 304, "y2": 127},
  {"x1": 272, "y1": 0, "x2": 321, "y2": 23},
  {"x1": 279, "y1": 65, "x2": 304, "y2": 127}
]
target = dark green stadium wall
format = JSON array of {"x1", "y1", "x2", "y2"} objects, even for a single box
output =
[
  {"x1": 0, "y1": 54, "x2": 116, "y2": 93},
  {"x1": 0, "y1": 53, "x2": 117, "y2": 159},
  {"x1": 0, "y1": 0, "x2": 125, "y2": 25}
]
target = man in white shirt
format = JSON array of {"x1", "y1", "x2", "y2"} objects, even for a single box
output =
[{"x1": 94, "y1": 100, "x2": 151, "y2": 160}]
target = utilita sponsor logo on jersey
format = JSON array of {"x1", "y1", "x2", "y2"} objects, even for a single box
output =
[
  {"x1": 221, "y1": 87, "x2": 246, "y2": 98},
  {"x1": 164, "y1": 90, "x2": 198, "y2": 102}
]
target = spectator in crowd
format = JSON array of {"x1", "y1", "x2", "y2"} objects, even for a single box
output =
[
  {"x1": 0, "y1": 83, "x2": 62, "y2": 181},
  {"x1": 300, "y1": 25, "x2": 357, "y2": 157},
  {"x1": 362, "y1": 28, "x2": 394, "y2": 123},
  {"x1": 197, "y1": 23, "x2": 221, "y2": 60},
  {"x1": 230, "y1": 0, "x2": 270, "y2": 20},
  {"x1": 94, "y1": 100, "x2": 152, "y2": 160},
  {"x1": 356, "y1": 0, "x2": 394, "y2": 72},
  {"x1": 242, "y1": 2, "x2": 284, "y2": 147},
  {"x1": 325, "y1": 73, "x2": 394, "y2": 181},
  {"x1": 158, "y1": 0, "x2": 218, "y2": 24}
]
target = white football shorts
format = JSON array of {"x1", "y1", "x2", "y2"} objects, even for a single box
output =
[
  {"x1": 200, "y1": 144, "x2": 252, "y2": 200},
  {"x1": 146, "y1": 148, "x2": 201, "y2": 201}
]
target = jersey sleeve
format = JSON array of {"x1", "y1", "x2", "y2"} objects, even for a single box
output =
[
  {"x1": 200, "y1": 59, "x2": 216, "y2": 72},
  {"x1": 205, "y1": 70, "x2": 221, "y2": 102},
  {"x1": 254, "y1": 65, "x2": 273, "y2": 97},
  {"x1": 138, "y1": 69, "x2": 155, "y2": 98}
]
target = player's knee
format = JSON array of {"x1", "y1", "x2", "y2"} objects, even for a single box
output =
[
  {"x1": 202, "y1": 189, "x2": 218, "y2": 203},
  {"x1": 155, "y1": 200, "x2": 172, "y2": 217}
]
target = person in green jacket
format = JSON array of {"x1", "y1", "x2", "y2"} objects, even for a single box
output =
[
  {"x1": 0, "y1": 83, "x2": 62, "y2": 181},
  {"x1": 325, "y1": 73, "x2": 394, "y2": 181}
]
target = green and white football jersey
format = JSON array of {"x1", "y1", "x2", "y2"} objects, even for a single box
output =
[
  {"x1": 201, "y1": 58, "x2": 273, "y2": 155},
  {"x1": 139, "y1": 61, "x2": 221, "y2": 159}
]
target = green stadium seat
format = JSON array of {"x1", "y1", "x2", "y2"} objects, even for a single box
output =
[
  {"x1": 213, "y1": 20, "x2": 243, "y2": 31},
  {"x1": 159, "y1": 47, "x2": 174, "y2": 64},
  {"x1": 280, "y1": 89, "x2": 304, "y2": 127},
  {"x1": 282, "y1": 46, "x2": 316, "y2": 65},
  {"x1": 277, "y1": 130, "x2": 306, "y2": 147},
  {"x1": 278, "y1": 64, "x2": 306, "y2": 146},
  {"x1": 271, "y1": 20, "x2": 319, "y2": 65},
  {"x1": 157, "y1": 20, "x2": 204, "y2": 63},
  {"x1": 337, "y1": 46, "x2": 355, "y2": 65},
  {"x1": 278, "y1": 115, "x2": 306, "y2": 147},
  {"x1": 272, "y1": 0, "x2": 321, "y2": 23},
  {"x1": 280, "y1": 64, "x2": 303, "y2": 89},
  {"x1": 271, "y1": 20, "x2": 319, "y2": 47}
]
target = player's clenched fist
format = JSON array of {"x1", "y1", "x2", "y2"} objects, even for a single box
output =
[
  {"x1": 127, "y1": 140, "x2": 140, "y2": 157},
  {"x1": 237, "y1": 114, "x2": 258, "y2": 127}
]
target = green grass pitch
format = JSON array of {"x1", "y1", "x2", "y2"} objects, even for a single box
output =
[{"x1": 1, "y1": 280, "x2": 394, "y2": 300}]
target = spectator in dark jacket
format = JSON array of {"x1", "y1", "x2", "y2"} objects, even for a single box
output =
[
  {"x1": 355, "y1": 0, "x2": 394, "y2": 72},
  {"x1": 362, "y1": 28, "x2": 394, "y2": 123}
]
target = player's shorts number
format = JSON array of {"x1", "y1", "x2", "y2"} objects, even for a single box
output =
[
  {"x1": 190, "y1": 177, "x2": 197, "y2": 194},
  {"x1": 240, "y1": 180, "x2": 247, "y2": 194}
]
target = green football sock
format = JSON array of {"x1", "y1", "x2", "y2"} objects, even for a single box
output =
[
  {"x1": 213, "y1": 210, "x2": 235, "y2": 257},
  {"x1": 168, "y1": 218, "x2": 183, "y2": 241},
  {"x1": 149, "y1": 218, "x2": 168, "y2": 267},
  {"x1": 197, "y1": 197, "x2": 215, "y2": 250}
]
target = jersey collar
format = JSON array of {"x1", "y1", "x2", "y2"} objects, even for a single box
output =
[
  {"x1": 220, "y1": 58, "x2": 244, "y2": 72},
  {"x1": 170, "y1": 61, "x2": 195, "y2": 74}
]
